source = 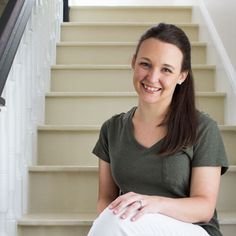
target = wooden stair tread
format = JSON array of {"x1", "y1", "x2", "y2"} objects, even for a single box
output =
[{"x1": 18, "y1": 211, "x2": 236, "y2": 226}]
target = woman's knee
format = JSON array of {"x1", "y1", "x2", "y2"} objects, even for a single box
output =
[{"x1": 87, "y1": 207, "x2": 126, "y2": 236}]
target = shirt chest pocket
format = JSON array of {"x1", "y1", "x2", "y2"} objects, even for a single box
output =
[{"x1": 162, "y1": 153, "x2": 191, "y2": 186}]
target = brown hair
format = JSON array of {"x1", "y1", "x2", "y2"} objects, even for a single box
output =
[{"x1": 134, "y1": 23, "x2": 198, "y2": 156}]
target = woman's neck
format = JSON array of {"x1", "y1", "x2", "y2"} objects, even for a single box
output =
[{"x1": 134, "y1": 103, "x2": 169, "y2": 126}]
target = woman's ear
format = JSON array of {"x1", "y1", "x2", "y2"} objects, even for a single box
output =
[
  {"x1": 131, "y1": 55, "x2": 136, "y2": 70},
  {"x1": 178, "y1": 71, "x2": 188, "y2": 85}
]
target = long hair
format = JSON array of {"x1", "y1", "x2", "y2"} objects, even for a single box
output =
[{"x1": 134, "y1": 23, "x2": 198, "y2": 156}]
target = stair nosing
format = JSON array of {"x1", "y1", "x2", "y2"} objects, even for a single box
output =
[
  {"x1": 70, "y1": 6, "x2": 193, "y2": 10},
  {"x1": 17, "y1": 211, "x2": 236, "y2": 226},
  {"x1": 56, "y1": 42, "x2": 206, "y2": 47},
  {"x1": 61, "y1": 22, "x2": 199, "y2": 27},
  {"x1": 37, "y1": 124, "x2": 236, "y2": 131},
  {"x1": 45, "y1": 91, "x2": 226, "y2": 97},
  {"x1": 28, "y1": 165, "x2": 236, "y2": 173},
  {"x1": 29, "y1": 166, "x2": 98, "y2": 172},
  {"x1": 38, "y1": 125, "x2": 100, "y2": 131},
  {"x1": 51, "y1": 64, "x2": 215, "y2": 70}
]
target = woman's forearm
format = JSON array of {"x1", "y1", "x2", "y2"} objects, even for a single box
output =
[{"x1": 157, "y1": 195, "x2": 215, "y2": 223}]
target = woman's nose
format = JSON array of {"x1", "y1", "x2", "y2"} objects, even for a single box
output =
[{"x1": 147, "y1": 69, "x2": 160, "y2": 83}]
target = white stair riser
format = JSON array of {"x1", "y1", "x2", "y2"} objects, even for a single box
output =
[
  {"x1": 28, "y1": 171, "x2": 98, "y2": 214},
  {"x1": 38, "y1": 130, "x2": 99, "y2": 166},
  {"x1": 221, "y1": 130, "x2": 236, "y2": 165},
  {"x1": 45, "y1": 95, "x2": 225, "y2": 125},
  {"x1": 218, "y1": 171, "x2": 236, "y2": 211},
  {"x1": 56, "y1": 44, "x2": 206, "y2": 65},
  {"x1": 18, "y1": 225, "x2": 90, "y2": 236},
  {"x1": 38, "y1": 129, "x2": 235, "y2": 166},
  {"x1": 28, "y1": 170, "x2": 235, "y2": 213},
  {"x1": 61, "y1": 24, "x2": 198, "y2": 42},
  {"x1": 70, "y1": 7, "x2": 192, "y2": 23},
  {"x1": 220, "y1": 225, "x2": 236, "y2": 236},
  {"x1": 51, "y1": 67, "x2": 215, "y2": 92}
]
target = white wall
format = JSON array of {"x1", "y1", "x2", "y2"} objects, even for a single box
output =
[{"x1": 203, "y1": 0, "x2": 236, "y2": 73}]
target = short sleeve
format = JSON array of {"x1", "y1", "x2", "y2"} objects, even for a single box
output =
[
  {"x1": 92, "y1": 120, "x2": 110, "y2": 163},
  {"x1": 192, "y1": 118, "x2": 228, "y2": 175}
]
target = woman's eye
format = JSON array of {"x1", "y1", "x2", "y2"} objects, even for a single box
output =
[
  {"x1": 162, "y1": 68, "x2": 172, "y2": 73},
  {"x1": 139, "y1": 62, "x2": 150, "y2": 68}
]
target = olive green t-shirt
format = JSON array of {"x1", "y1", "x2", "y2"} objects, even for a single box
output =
[{"x1": 93, "y1": 107, "x2": 228, "y2": 236}]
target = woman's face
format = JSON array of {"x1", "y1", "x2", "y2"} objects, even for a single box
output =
[{"x1": 132, "y1": 38, "x2": 187, "y2": 107}]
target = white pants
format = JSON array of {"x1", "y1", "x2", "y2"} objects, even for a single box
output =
[{"x1": 87, "y1": 207, "x2": 209, "y2": 236}]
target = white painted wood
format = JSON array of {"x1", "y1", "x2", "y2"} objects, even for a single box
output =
[
  {"x1": 69, "y1": 0, "x2": 198, "y2": 6},
  {"x1": 0, "y1": 0, "x2": 63, "y2": 235},
  {"x1": 192, "y1": 1, "x2": 236, "y2": 124}
]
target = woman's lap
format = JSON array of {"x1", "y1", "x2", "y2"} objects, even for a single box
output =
[{"x1": 87, "y1": 207, "x2": 209, "y2": 236}]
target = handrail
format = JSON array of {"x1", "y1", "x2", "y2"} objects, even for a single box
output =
[
  {"x1": 63, "y1": 0, "x2": 69, "y2": 22},
  {"x1": 0, "y1": 0, "x2": 69, "y2": 107},
  {"x1": 0, "y1": 0, "x2": 35, "y2": 106}
]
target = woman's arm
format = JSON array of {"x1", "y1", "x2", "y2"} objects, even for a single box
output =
[
  {"x1": 109, "y1": 166, "x2": 221, "y2": 223},
  {"x1": 97, "y1": 159, "x2": 120, "y2": 214}
]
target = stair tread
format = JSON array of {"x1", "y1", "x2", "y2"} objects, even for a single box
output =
[
  {"x1": 37, "y1": 124, "x2": 236, "y2": 131},
  {"x1": 18, "y1": 213, "x2": 96, "y2": 225},
  {"x1": 45, "y1": 91, "x2": 226, "y2": 97},
  {"x1": 61, "y1": 22, "x2": 198, "y2": 27},
  {"x1": 17, "y1": 211, "x2": 236, "y2": 225},
  {"x1": 70, "y1": 6, "x2": 193, "y2": 9},
  {"x1": 57, "y1": 42, "x2": 206, "y2": 46},
  {"x1": 29, "y1": 166, "x2": 98, "y2": 172},
  {"x1": 51, "y1": 64, "x2": 215, "y2": 70},
  {"x1": 28, "y1": 165, "x2": 236, "y2": 172}
]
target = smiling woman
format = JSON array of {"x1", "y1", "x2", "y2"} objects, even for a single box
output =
[{"x1": 87, "y1": 23, "x2": 228, "y2": 236}]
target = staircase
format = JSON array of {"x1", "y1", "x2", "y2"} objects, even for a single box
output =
[{"x1": 17, "y1": 6, "x2": 236, "y2": 236}]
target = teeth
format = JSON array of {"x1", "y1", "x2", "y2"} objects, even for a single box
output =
[{"x1": 143, "y1": 83, "x2": 160, "y2": 92}]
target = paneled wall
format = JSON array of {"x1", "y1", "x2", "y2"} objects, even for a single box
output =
[{"x1": 0, "y1": 1, "x2": 63, "y2": 235}]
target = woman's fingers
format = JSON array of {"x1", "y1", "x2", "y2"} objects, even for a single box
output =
[
  {"x1": 109, "y1": 192, "x2": 139, "y2": 211},
  {"x1": 108, "y1": 192, "x2": 149, "y2": 219},
  {"x1": 120, "y1": 201, "x2": 143, "y2": 219}
]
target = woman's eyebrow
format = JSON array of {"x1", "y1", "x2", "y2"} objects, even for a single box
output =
[
  {"x1": 163, "y1": 63, "x2": 175, "y2": 70},
  {"x1": 139, "y1": 57, "x2": 151, "y2": 62}
]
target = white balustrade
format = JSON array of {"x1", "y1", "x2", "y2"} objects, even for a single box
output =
[{"x1": 0, "y1": 0, "x2": 63, "y2": 235}]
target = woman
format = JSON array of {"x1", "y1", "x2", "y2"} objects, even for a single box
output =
[{"x1": 87, "y1": 23, "x2": 228, "y2": 236}]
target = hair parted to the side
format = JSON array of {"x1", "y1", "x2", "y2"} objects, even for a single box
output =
[{"x1": 134, "y1": 23, "x2": 198, "y2": 156}]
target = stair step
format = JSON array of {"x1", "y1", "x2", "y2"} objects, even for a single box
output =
[
  {"x1": 56, "y1": 42, "x2": 207, "y2": 65},
  {"x1": 28, "y1": 166, "x2": 98, "y2": 214},
  {"x1": 219, "y1": 212, "x2": 236, "y2": 236},
  {"x1": 51, "y1": 65, "x2": 215, "y2": 92},
  {"x1": 38, "y1": 125, "x2": 99, "y2": 166},
  {"x1": 38, "y1": 125, "x2": 236, "y2": 166},
  {"x1": 218, "y1": 166, "x2": 236, "y2": 211},
  {"x1": 44, "y1": 92, "x2": 225, "y2": 125},
  {"x1": 26, "y1": 165, "x2": 236, "y2": 221},
  {"x1": 61, "y1": 23, "x2": 199, "y2": 42},
  {"x1": 220, "y1": 126, "x2": 236, "y2": 165},
  {"x1": 69, "y1": 6, "x2": 192, "y2": 23},
  {"x1": 18, "y1": 213, "x2": 95, "y2": 236},
  {"x1": 17, "y1": 212, "x2": 236, "y2": 236}
]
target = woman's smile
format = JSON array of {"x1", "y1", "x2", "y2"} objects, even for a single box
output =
[{"x1": 141, "y1": 82, "x2": 162, "y2": 94}]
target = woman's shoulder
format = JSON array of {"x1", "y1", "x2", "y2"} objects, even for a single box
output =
[
  {"x1": 101, "y1": 107, "x2": 136, "y2": 130},
  {"x1": 195, "y1": 110, "x2": 220, "y2": 141},
  {"x1": 196, "y1": 110, "x2": 218, "y2": 129}
]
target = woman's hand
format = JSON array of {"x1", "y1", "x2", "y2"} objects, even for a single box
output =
[{"x1": 108, "y1": 192, "x2": 161, "y2": 221}]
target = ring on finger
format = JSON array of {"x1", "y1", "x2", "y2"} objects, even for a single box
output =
[{"x1": 136, "y1": 200, "x2": 143, "y2": 208}]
